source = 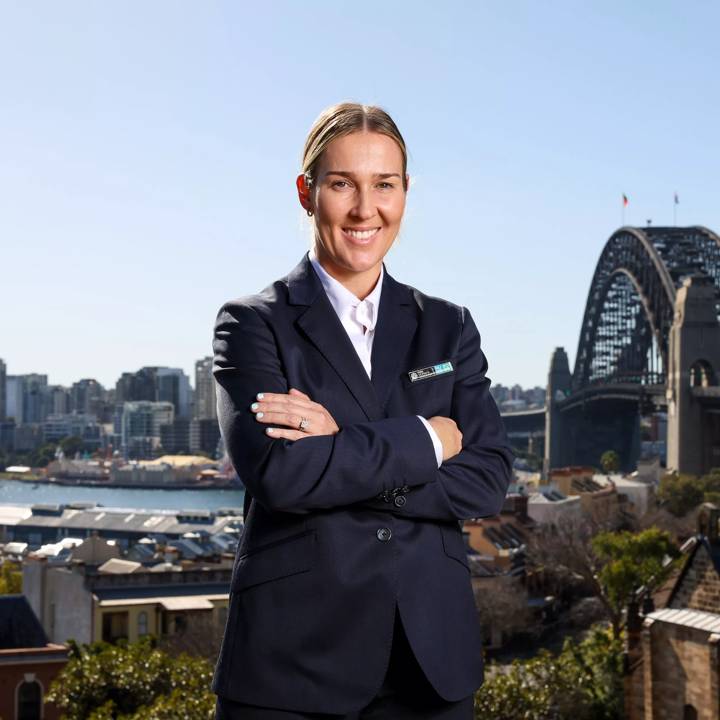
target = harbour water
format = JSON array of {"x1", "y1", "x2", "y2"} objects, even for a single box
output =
[{"x1": 0, "y1": 479, "x2": 245, "y2": 512}]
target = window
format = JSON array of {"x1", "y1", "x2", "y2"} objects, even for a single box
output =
[
  {"x1": 683, "y1": 705, "x2": 697, "y2": 720},
  {"x1": 102, "y1": 611, "x2": 129, "y2": 643},
  {"x1": 174, "y1": 613, "x2": 187, "y2": 633},
  {"x1": 138, "y1": 611, "x2": 148, "y2": 637},
  {"x1": 689, "y1": 360, "x2": 716, "y2": 388},
  {"x1": 17, "y1": 679, "x2": 42, "y2": 720}
]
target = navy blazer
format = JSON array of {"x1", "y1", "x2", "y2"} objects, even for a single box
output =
[{"x1": 210, "y1": 251, "x2": 514, "y2": 713}]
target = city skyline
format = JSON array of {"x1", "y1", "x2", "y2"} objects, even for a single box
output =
[
  {"x1": 2, "y1": 3, "x2": 719, "y2": 389},
  {"x1": 0, "y1": 358, "x2": 542, "y2": 393}
]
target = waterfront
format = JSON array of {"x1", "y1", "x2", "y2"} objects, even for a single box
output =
[{"x1": 0, "y1": 478, "x2": 245, "y2": 512}]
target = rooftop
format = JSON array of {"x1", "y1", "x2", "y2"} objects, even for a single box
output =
[
  {"x1": 646, "y1": 607, "x2": 720, "y2": 633},
  {"x1": 146, "y1": 455, "x2": 218, "y2": 467},
  {"x1": 0, "y1": 595, "x2": 49, "y2": 649},
  {"x1": 10, "y1": 504, "x2": 242, "y2": 537}
]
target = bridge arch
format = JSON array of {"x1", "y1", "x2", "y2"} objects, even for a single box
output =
[{"x1": 572, "y1": 226, "x2": 720, "y2": 392}]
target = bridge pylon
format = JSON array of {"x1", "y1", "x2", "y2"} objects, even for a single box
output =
[
  {"x1": 666, "y1": 275, "x2": 720, "y2": 475},
  {"x1": 544, "y1": 347, "x2": 572, "y2": 479}
]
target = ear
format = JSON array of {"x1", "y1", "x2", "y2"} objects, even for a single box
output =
[
  {"x1": 296, "y1": 174, "x2": 312, "y2": 212},
  {"x1": 405, "y1": 173, "x2": 411, "y2": 191}
]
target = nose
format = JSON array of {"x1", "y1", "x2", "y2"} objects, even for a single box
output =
[{"x1": 350, "y1": 186, "x2": 375, "y2": 221}]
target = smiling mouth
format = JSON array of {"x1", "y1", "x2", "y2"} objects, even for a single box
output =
[{"x1": 343, "y1": 227, "x2": 381, "y2": 241}]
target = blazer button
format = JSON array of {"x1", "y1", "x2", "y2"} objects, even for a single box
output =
[
  {"x1": 393, "y1": 495, "x2": 406, "y2": 507},
  {"x1": 376, "y1": 527, "x2": 392, "y2": 542}
]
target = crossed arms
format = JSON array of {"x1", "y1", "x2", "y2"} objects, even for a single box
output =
[{"x1": 212, "y1": 301, "x2": 514, "y2": 521}]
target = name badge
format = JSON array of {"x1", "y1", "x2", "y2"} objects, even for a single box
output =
[{"x1": 407, "y1": 360, "x2": 454, "y2": 383}]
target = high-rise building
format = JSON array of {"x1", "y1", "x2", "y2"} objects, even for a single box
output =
[
  {"x1": 115, "y1": 367, "x2": 191, "y2": 419},
  {"x1": 43, "y1": 413, "x2": 104, "y2": 451},
  {"x1": 194, "y1": 356, "x2": 217, "y2": 421},
  {"x1": 0, "y1": 359, "x2": 6, "y2": 421},
  {"x1": 22, "y1": 374, "x2": 49, "y2": 424},
  {"x1": 48, "y1": 385, "x2": 70, "y2": 415},
  {"x1": 160, "y1": 418, "x2": 191, "y2": 453},
  {"x1": 5, "y1": 374, "x2": 50, "y2": 425},
  {"x1": 119, "y1": 401, "x2": 174, "y2": 459},
  {"x1": 156, "y1": 368, "x2": 192, "y2": 419},
  {"x1": 5, "y1": 376, "x2": 22, "y2": 423},
  {"x1": 190, "y1": 417, "x2": 221, "y2": 458},
  {"x1": 115, "y1": 368, "x2": 156, "y2": 404},
  {"x1": 71, "y1": 379, "x2": 107, "y2": 418}
]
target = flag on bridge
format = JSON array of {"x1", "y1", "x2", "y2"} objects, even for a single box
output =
[
  {"x1": 674, "y1": 192, "x2": 679, "y2": 205},
  {"x1": 623, "y1": 193, "x2": 629, "y2": 207}
]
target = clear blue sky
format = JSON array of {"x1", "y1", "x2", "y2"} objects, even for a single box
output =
[{"x1": 2, "y1": 2, "x2": 718, "y2": 391}]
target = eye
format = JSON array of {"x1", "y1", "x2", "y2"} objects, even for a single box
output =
[
  {"x1": 331, "y1": 180, "x2": 350, "y2": 189},
  {"x1": 377, "y1": 181, "x2": 395, "y2": 190}
]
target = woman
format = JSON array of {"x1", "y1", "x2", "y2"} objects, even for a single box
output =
[{"x1": 212, "y1": 102, "x2": 514, "y2": 719}]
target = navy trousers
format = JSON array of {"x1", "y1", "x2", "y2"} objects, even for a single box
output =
[{"x1": 214, "y1": 606, "x2": 475, "y2": 719}]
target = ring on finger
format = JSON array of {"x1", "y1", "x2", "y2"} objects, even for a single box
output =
[{"x1": 298, "y1": 417, "x2": 310, "y2": 431}]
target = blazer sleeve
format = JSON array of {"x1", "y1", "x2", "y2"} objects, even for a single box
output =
[
  {"x1": 360, "y1": 307, "x2": 515, "y2": 521},
  {"x1": 212, "y1": 301, "x2": 439, "y2": 514}
]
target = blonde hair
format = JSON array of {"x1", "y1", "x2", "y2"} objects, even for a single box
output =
[{"x1": 301, "y1": 102, "x2": 408, "y2": 192}]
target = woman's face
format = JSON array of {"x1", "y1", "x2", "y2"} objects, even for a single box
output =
[{"x1": 298, "y1": 131, "x2": 408, "y2": 281}]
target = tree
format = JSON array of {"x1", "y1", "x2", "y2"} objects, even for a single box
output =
[
  {"x1": 700, "y1": 468, "x2": 720, "y2": 506},
  {"x1": 600, "y1": 450, "x2": 620, "y2": 474},
  {"x1": 527, "y1": 518, "x2": 679, "y2": 639},
  {"x1": 0, "y1": 560, "x2": 22, "y2": 594},
  {"x1": 473, "y1": 575, "x2": 534, "y2": 645},
  {"x1": 60, "y1": 435, "x2": 85, "y2": 458},
  {"x1": 29, "y1": 443, "x2": 57, "y2": 468},
  {"x1": 475, "y1": 624, "x2": 624, "y2": 720},
  {"x1": 591, "y1": 527, "x2": 678, "y2": 638},
  {"x1": 657, "y1": 472, "x2": 705, "y2": 517},
  {"x1": 46, "y1": 637, "x2": 215, "y2": 720},
  {"x1": 157, "y1": 610, "x2": 224, "y2": 663}
]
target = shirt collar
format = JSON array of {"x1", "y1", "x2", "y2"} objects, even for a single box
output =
[{"x1": 308, "y1": 247, "x2": 384, "y2": 330}]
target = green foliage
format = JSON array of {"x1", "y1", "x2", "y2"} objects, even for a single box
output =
[
  {"x1": 475, "y1": 624, "x2": 624, "y2": 720},
  {"x1": 46, "y1": 637, "x2": 215, "y2": 720},
  {"x1": 658, "y1": 473, "x2": 706, "y2": 516},
  {"x1": 30, "y1": 443, "x2": 57, "y2": 468},
  {"x1": 59, "y1": 435, "x2": 85, "y2": 458},
  {"x1": 0, "y1": 560, "x2": 22, "y2": 594},
  {"x1": 600, "y1": 450, "x2": 620, "y2": 474},
  {"x1": 591, "y1": 527, "x2": 678, "y2": 631}
]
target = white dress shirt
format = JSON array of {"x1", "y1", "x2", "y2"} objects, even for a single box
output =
[{"x1": 308, "y1": 247, "x2": 444, "y2": 468}]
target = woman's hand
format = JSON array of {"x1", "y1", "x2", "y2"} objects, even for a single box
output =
[
  {"x1": 251, "y1": 388, "x2": 340, "y2": 441},
  {"x1": 427, "y1": 416, "x2": 463, "y2": 461}
]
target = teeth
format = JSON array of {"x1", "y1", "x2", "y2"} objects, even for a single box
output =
[{"x1": 345, "y1": 228, "x2": 379, "y2": 239}]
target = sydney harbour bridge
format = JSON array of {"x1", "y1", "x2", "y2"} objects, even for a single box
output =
[{"x1": 502, "y1": 225, "x2": 720, "y2": 476}]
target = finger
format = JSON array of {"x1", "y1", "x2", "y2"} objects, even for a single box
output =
[
  {"x1": 251, "y1": 401, "x2": 318, "y2": 415},
  {"x1": 265, "y1": 427, "x2": 306, "y2": 441},
  {"x1": 252, "y1": 397, "x2": 323, "y2": 415},
  {"x1": 254, "y1": 392, "x2": 306, "y2": 403},
  {"x1": 254, "y1": 410, "x2": 322, "y2": 428},
  {"x1": 288, "y1": 388, "x2": 311, "y2": 399}
]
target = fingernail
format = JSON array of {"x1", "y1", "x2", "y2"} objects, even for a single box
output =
[
  {"x1": 266, "y1": 428, "x2": 275, "y2": 434},
  {"x1": 256, "y1": 412, "x2": 264, "y2": 419},
  {"x1": 250, "y1": 402, "x2": 259, "y2": 411},
  {"x1": 256, "y1": 392, "x2": 264, "y2": 400}
]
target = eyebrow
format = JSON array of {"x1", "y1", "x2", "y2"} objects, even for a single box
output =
[{"x1": 324, "y1": 171, "x2": 402, "y2": 180}]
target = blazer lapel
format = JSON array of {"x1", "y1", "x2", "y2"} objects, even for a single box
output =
[
  {"x1": 370, "y1": 270, "x2": 418, "y2": 410},
  {"x1": 287, "y1": 252, "x2": 418, "y2": 421},
  {"x1": 288, "y1": 253, "x2": 383, "y2": 421}
]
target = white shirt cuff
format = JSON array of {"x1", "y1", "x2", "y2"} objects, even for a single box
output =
[{"x1": 416, "y1": 415, "x2": 443, "y2": 468}]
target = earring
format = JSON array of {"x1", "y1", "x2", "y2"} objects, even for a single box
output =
[{"x1": 307, "y1": 209, "x2": 313, "y2": 217}]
